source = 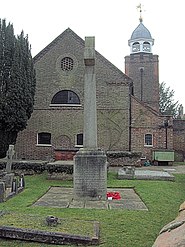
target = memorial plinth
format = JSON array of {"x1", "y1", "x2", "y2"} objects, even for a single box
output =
[{"x1": 74, "y1": 149, "x2": 107, "y2": 200}]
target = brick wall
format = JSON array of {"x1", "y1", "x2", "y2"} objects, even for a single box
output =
[
  {"x1": 131, "y1": 96, "x2": 173, "y2": 160},
  {"x1": 173, "y1": 119, "x2": 185, "y2": 161},
  {"x1": 15, "y1": 29, "x2": 131, "y2": 160},
  {"x1": 125, "y1": 53, "x2": 159, "y2": 111}
]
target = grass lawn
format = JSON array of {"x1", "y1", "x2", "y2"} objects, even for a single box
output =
[
  {"x1": 173, "y1": 162, "x2": 185, "y2": 166},
  {"x1": 0, "y1": 171, "x2": 185, "y2": 247}
]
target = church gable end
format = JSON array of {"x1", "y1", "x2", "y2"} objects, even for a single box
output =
[{"x1": 16, "y1": 28, "x2": 132, "y2": 160}]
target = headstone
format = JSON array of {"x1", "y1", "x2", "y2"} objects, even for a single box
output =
[
  {"x1": 11, "y1": 178, "x2": 18, "y2": 193},
  {"x1": 4, "y1": 173, "x2": 14, "y2": 188},
  {"x1": 124, "y1": 166, "x2": 135, "y2": 175},
  {"x1": 74, "y1": 37, "x2": 107, "y2": 200},
  {"x1": 0, "y1": 182, "x2": 5, "y2": 202},
  {"x1": 6, "y1": 145, "x2": 15, "y2": 173},
  {"x1": 119, "y1": 166, "x2": 135, "y2": 179},
  {"x1": 19, "y1": 174, "x2": 25, "y2": 188}
]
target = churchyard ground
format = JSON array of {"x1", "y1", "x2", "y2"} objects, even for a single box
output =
[{"x1": 0, "y1": 169, "x2": 184, "y2": 246}]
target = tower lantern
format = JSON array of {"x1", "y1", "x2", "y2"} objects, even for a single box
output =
[{"x1": 128, "y1": 4, "x2": 154, "y2": 55}]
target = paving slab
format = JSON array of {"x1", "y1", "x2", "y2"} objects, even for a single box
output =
[
  {"x1": 34, "y1": 199, "x2": 70, "y2": 208},
  {"x1": 118, "y1": 169, "x2": 175, "y2": 181},
  {"x1": 33, "y1": 187, "x2": 148, "y2": 211},
  {"x1": 69, "y1": 200, "x2": 85, "y2": 208},
  {"x1": 85, "y1": 200, "x2": 109, "y2": 209}
]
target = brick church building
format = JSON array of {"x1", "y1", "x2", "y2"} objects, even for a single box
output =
[{"x1": 14, "y1": 19, "x2": 185, "y2": 163}]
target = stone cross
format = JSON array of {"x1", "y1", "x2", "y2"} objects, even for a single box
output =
[
  {"x1": 6, "y1": 145, "x2": 15, "y2": 173},
  {"x1": 83, "y1": 36, "x2": 97, "y2": 149},
  {"x1": 73, "y1": 36, "x2": 107, "y2": 200}
]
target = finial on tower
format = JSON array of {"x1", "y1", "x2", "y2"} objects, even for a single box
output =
[{"x1": 136, "y1": 3, "x2": 143, "y2": 22}]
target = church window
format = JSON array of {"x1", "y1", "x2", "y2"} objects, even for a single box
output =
[
  {"x1": 132, "y1": 42, "x2": 140, "y2": 52},
  {"x1": 144, "y1": 134, "x2": 153, "y2": 146},
  {"x1": 76, "y1": 133, "x2": 83, "y2": 146},
  {"x1": 143, "y1": 42, "x2": 151, "y2": 52},
  {"x1": 61, "y1": 57, "x2": 73, "y2": 71},
  {"x1": 37, "y1": 132, "x2": 51, "y2": 145},
  {"x1": 51, "y1": 90, "x2": 80, "y2": 105}
]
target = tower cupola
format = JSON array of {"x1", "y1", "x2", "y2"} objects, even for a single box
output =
[{"x1": 128, "y1": 7, "x2": 154, "y2": 54}]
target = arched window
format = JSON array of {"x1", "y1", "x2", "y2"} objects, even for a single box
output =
[
  {"x1": 143, "y1": 42, "x2": 151, "y2": 52},
  {"x1": 132, "y1": 42, "x2": 140, "y2": 52},
  {"x1": 144, "y1": 134, "x2": 153, "y2": 146},
  {"x1": 37, "y1": 132, "x2": 51, "y2": 145},
  {"x1": 51, "y1": 90, "x2": 80, "y2": 105}
]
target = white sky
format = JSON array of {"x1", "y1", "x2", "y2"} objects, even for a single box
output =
[{"x1": 0, "y1": 0, "x2": 185, "y2": 107}]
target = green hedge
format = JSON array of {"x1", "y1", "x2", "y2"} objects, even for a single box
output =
[
  {"x1": 45, "y1": 164, "x2": 73, "y2": 174},
  {"x1": 0, "y1": 161, "x2": 73, "y2": 174},
  {"x1": 106, "y1": 151, "x2": 141, "y2": 158}
]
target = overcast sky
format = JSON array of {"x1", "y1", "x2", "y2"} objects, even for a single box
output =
[{"x1": 1, "y1": 0, "x2": 185, "y2": 108}]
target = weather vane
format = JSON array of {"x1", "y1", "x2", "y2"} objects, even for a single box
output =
[{"x1": 136, "y1": 3, "x2": 143, "y2": 22}]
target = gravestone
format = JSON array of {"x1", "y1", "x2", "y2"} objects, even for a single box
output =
[
  {"x1": 118, "y1": 168, "x2": 175, "y2": 181},
  {"x1": 74, "y1": 37, "x2": 107, "y2": 200},
  {"x1": 0, "y1": 146, "x2": 25, "y2": 202},
  {"x1": 4, "y1": 145, "x2": 15, "y2": 188},
  {"x1": 11, "y1": 178, "x2": 18, "y2": 194},
  {"x1": 6, "y1": 145, "x2": 15, "y2": 173},
  {"x1": 0, "y1": 182, "x2": 5, "y2": 202},
  {"x1": 122, "y1": 166, "x2": 135, "y2": 179}
]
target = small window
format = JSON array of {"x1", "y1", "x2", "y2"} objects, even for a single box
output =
[
  {"x1": 61, "y1": 57, "x2": 73, "y2": 71},
  {"x1": 51, "y1": 90, "x2": 80, "y2": 105},
  {"x1": 144, "y1": 134, "x2": 153, "y2": 146},
  {"x1": 37, "y1": 132, "x2": 51, "y2": 145},
  {"x1": 76, "y1": 133, "x2": 83, "y2": 146}
]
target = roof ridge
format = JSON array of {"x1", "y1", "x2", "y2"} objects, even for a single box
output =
[
  {"x1": 131, "y1": 95, "x2": 161, "y2": 116},
  {"x1": 33, "y1": 28, "x2": 85, "y2": 63}
]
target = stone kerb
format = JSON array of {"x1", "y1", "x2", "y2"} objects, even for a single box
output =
[
  {"x1": 118, "y1": 169, "x2": 175, "y2": 181},
  {"x1": 0, "y1": 213, "x2": 100, "y2": 245}
]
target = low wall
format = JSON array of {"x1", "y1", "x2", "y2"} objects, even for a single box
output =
[{"x1": 54, "y1": 148, "x2": 79, "y2": 161}]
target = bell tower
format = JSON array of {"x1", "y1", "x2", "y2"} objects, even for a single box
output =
[{"x1": 125, "y1": 5, "x2": 159, "y2": 111}]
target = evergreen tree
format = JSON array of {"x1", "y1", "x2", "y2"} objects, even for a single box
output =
[
  {"x1": 159, "y1": 81, "x2": 179, "y2": 118},
  {"x1": 0, "y1": 19, "x2": 36, "y2": 158}
]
